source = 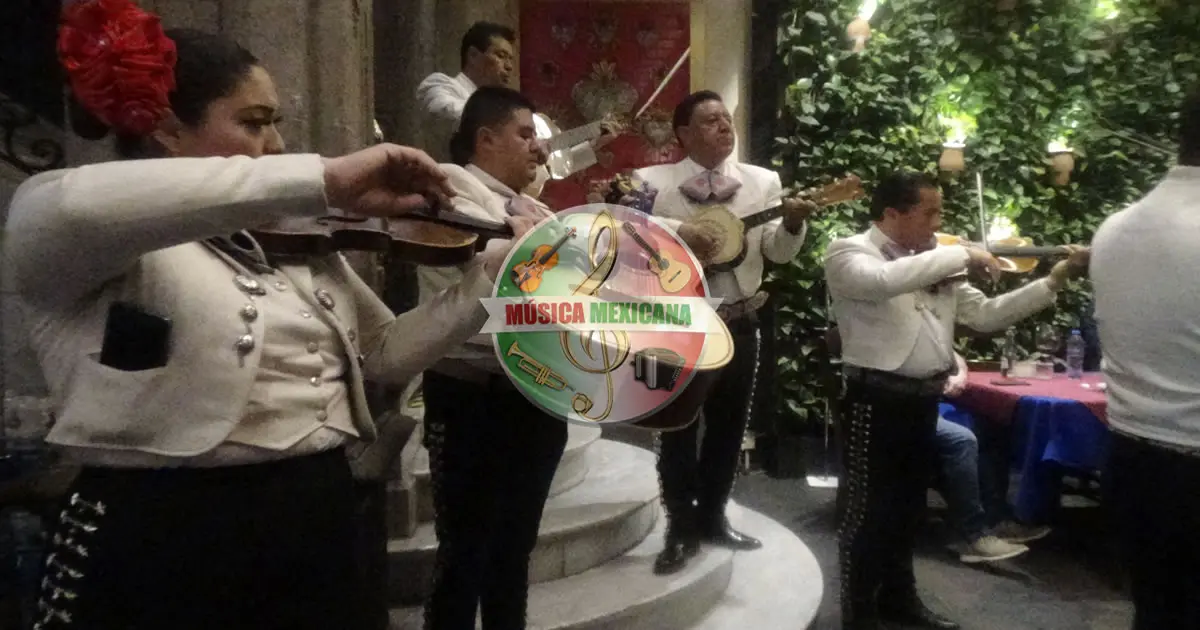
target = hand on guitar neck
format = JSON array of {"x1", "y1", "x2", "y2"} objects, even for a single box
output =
[
  {"x1": 780, "y1": 197, "x2": 821, "y2": 232},
  {"x1": 688, "y1": 174, "x2": 864, "y2": 271}
]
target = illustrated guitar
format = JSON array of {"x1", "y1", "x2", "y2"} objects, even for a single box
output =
[
  {"x1": 693, "y1": 175, "x2": 865, "y2": 272},
  {"x1": 511, "y1": 227, "x2": 578, "y2": 292},
  {"x1": 621, "y1": 222, "x2": 692, "y2": 294}
]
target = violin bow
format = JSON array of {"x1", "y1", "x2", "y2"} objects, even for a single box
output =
[
  {"x1": 975, "y1": 172, "x2": 989, "y2": 249},
  {"x1": 633, "y1": 47, "x2": 691, "y2": 122}
]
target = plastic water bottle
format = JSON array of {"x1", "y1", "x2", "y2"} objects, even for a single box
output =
[{"x1": 1066, "y1": 329, "x2": 1085, "y2": 379}]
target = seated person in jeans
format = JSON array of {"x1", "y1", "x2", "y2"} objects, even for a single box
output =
[{"x1": 936, "y1": 353, "x2": 1051, "y2": 563}]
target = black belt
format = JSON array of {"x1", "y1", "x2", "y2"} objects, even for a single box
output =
[
  {"x1": 1113, "y1": 428, "x2": 1200, "y2": 458},
  {"x1": 843, "y1": 365, "x2": 948, "y2": 397},
  {"x1": 428, "y1": 361, "x2": 517, "y2": 392}
]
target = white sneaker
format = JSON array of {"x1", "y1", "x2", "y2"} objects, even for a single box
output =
[
  {"x1": 991, "y1": 520, "x2": 1052, "y2": 544},
  {"x1": 958, "y1": 535, "x2": 1029, "y2": 564}
]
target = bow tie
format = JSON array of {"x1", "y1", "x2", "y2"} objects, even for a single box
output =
[{"x1": 679, "y1": 170, "x2": 742, "y2": 203}]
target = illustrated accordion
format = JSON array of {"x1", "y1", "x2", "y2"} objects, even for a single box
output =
[{"x1": 633, "y1": 348, "x2": 685, "y2": 392}]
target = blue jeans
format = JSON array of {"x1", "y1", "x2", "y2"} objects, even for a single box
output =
[{"x1": 934, "y1": 418, "x2": 990, "y2": 542}]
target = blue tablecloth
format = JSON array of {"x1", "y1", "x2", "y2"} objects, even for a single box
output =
[{"x1": 940, "y1": 395, "x2": 1110, "y2": 524}]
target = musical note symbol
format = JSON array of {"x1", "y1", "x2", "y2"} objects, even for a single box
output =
[{"x1": 559, "y1": 210, "x2": 628, "y2": 422}]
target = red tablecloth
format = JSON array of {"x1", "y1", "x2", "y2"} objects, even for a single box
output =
[{"x1": 953, "y1": 371, "x2": 1108, "y2": 425}]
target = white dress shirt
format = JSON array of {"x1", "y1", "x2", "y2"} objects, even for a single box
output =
[
  {"x1": 826, "y1": 225, "x2": 1060, "y2": 378},
  {"x1": 415, "y1": 71, "x2": 597, "y2": 181},
  {"x1": 634, "y1": 157, "x2": 807, "y2": 304},
  {"x1": 416, "y1": 72, "x2": 479, "y2": 164},
  {"x1": 1092, "y1": 165, "x2": 1200, "y2": 448}
]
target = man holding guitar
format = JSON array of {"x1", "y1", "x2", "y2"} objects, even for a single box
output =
[{"x1": 633, "y1": 90, "x2": 820, "y2": 575}]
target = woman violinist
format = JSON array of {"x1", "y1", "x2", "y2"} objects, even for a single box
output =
[{"x1": 2, "y1": 3, "x2": 528, "y2": 628}]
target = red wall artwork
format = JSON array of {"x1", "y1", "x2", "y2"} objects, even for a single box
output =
[{"x1": 519, "y1": 0, "x2": 691, "y2": 211}]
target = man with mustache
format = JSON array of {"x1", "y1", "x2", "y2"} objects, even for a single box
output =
[{"x1": 633, "y1": 90, "x2": 817, "y2": 575}]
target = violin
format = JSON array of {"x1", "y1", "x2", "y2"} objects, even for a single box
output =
[
  {"x1": 934, "y1": 232, "x2": 1069, "y2": 273},
  {"x1": 249, "y1": 205, "x2": 514, "y2": 267},
  {"x1": 512, "y1": 227, "x2": 578, "y2": 292}
]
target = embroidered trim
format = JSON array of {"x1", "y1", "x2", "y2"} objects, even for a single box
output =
[
  {"x1": 838, "y1": 401, "x2": 873, "y2": 621},
  {"x1": 33, "y1": 493, "x2": 107, "y2": 629}
]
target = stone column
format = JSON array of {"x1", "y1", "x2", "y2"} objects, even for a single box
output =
[
  {"x1": 374, "y1": 0, "x2": 436, "y2": 147},
  {"x1": 147, "y1": 0, "x2": 375, "y2": 156}
]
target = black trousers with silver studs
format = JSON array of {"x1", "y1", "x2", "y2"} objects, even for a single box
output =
[
  {"x1": 657, "y1": 318, "x2": 761, "y2": 527},
  {"x1": 31, "y1": 448, "x2": 368, "y2": 630},
  {"x1": 421, "y1": 370, "x2": 568, "y2": 630},
  {"x1": 838, "y1": 376, "x2": 941, "y2": 624}
]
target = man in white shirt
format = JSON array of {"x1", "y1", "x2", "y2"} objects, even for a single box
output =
[
  {"x1": 416, "y1": 21, "x2": 610, "y2": 187},
  {"x1": 1091, "y1": 87, "x2": 1200, "y2": 630},
  {"x1": 826, "y1": 171, "x2": 1087, "y2": 630},
  {"x1": 633, "y1": 90, "x2": 817, "y2": 575},
  {"x1": 415, "y1": 86, "x2": 563, "y2": 630}
]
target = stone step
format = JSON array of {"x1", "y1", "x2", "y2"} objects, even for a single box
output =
[
  {"x1": 389, "y1": 504, "x2": 736, "y2": 630},
  {"x1": 387, "y1": 438, "x2": 659, "y2": 605},
  {"x1": 688, "y1": 505, "x2": 825, "y2": 630},
  {"x1": 410, "y1": 424, "x2": 602, "y2": 523}
]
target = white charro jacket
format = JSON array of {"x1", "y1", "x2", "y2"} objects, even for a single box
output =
[{"x1": 3, "y1": 154, "x2": 493, "y2": 464}]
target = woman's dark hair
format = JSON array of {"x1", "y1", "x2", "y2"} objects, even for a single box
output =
[
  {"x1": 107, "y1": 29, "x2": 259, "y2": 158},
  {"x1": 449, "y1": 86, "x2": 536, "y2": 165},
  {"x1": 869, "y1": 171, "x2": 939, "y2": 220}
]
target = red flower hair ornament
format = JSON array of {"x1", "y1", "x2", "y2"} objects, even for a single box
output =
[{"x1": 58, "y1": 0, "x2": 177, "y2": 136}]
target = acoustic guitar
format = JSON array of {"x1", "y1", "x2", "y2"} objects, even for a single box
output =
[
  {"x1": 692, "y1": 175, "x2": 865, "y2": 272},
  {"x1": 620, "y1": 222, "x2": 692, "y2": 294}
]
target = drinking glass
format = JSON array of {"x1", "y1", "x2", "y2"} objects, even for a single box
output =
[{"x1": 1034, "y1": 323, "x2": 1058, "y2": 379}]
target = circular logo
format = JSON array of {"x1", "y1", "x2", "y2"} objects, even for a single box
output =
[{"x1": 482, "y1": 203, "x2": 723, "y2": 426}]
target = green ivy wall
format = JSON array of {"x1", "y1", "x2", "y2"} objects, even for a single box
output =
[{"x1": 767, "y1": 0, "x2": 1200, "y2": 434}]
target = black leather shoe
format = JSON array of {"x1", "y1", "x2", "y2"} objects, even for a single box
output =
[
  {"x1": 699, "y1": 516, "x2": 762, "y2": 550},
  {"x1": 879, "y1": 599, "x2": 959, "y2": 629},
  {"x1": 653, "y1": 536, "x2": 699, "y2": 575}
]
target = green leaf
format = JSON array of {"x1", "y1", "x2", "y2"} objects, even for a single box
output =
[
  {"x1": 798, "y1": 115, "x2": 820, "y2": 127},
  {"x1": 805, "y1": 11, "x2": 827, "y2": 26}
]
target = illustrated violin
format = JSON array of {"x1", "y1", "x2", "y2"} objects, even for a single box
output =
[
  {"x1": 512, "y1": 227, "x2": 578, "y2": 292},
  {"x1": 248, "y1": 204, "x2": 514, "y2": 267},
  {"x1": 934, "y1": 232, "x2": 1069, "y2": 273}
]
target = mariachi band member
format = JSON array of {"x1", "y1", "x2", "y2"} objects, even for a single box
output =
[
  {"x1": 825, "y1": 171, "x2": 1088, "y2": 630},
  {"x1": 4, "y1": 12, "x2": 528, "y2": 630},
  {"x1": 416, "y1": 21, "x2": 612, "y2": 190},
  {"x1": 634, "y1": 90, "x2": 818, "y2": 575},
  {"x1": 415, "y1": 86, "x2": 566, "y2": 630}
]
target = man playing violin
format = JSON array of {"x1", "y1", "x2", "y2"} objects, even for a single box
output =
[
  {"x1": 414, "y1": 85, "x2": 566, "y2": 630},
  {"x1": 632, "y1": 90, "x2": 818, "y2": 575},
  {"x1": 416, "y1": 21, "x2": 613, "y2": 184},
  {"x1": 825, "y1": 171, "x2": 1089, "y2": 630}
]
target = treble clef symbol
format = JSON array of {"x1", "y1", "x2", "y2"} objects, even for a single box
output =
[{"x1": 559, "y1": 209, "x2": 629, "y2": 422}]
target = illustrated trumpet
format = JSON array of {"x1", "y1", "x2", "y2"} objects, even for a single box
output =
[{"x1": 507, "y1": 341, "x2": 573, "y2": 391}]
